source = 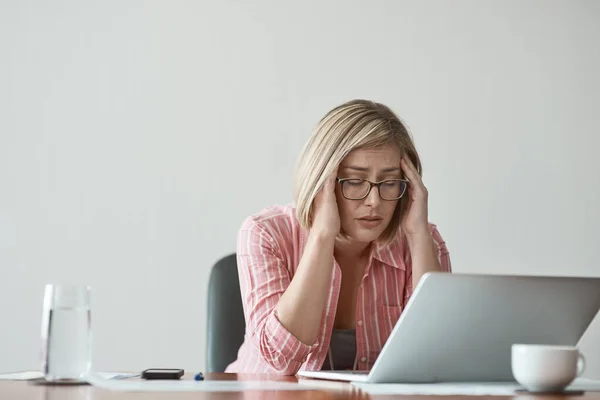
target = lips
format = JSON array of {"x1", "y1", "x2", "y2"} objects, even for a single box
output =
[
  {"x1": 358, "y1": 216, "x2": 382, "y2": 221},
  {"x1": 356, "y1": 216, "x2": 383, "y2": 228}
]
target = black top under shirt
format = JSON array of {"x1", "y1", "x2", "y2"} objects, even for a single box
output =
[{"x1": 320, "y1": 328, "x2": 357, "y2": 371}]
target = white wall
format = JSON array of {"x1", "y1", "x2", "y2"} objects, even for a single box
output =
[{"x1": 1, "y1": 0, "x2": 599, "y2": 377}]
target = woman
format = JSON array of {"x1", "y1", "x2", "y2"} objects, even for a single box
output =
[{"x1": 225, "y1": 99, "x2": 452, "y2": 375}]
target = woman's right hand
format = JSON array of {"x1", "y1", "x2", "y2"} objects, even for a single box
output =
[{"x1": 311, "y1": 167, "x2": 340, "y2": 239}]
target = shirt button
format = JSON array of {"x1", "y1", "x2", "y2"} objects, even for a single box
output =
[
  {"x1": 357, "y1": 320, "x2": 363, "y2": 326},
  {"x1": 361, "y1": 356, "x2": 367, "y2": 363}
]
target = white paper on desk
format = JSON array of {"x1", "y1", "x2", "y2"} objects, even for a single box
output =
[
  {"x1": 0, "y1": 371, "x2": 139, "y2": 381},
  {"x1": 297, "y1": 377, "x2": 361, "y2": 392},
  {"x1": 87, "y1": 375, "x2": 321, "y2": 392},
  {"x1": 352, "y1": 378, "x2": 600, "y2": 396},
  {"x1": 0, "y1": 371, "x2": 44, "y2": 380},
  {"x1": 570, "y1": 378, "x2": 600, "y2": 391},
  {"x1": 352, "y1": 382, "x2": 520, "y2": 396}
]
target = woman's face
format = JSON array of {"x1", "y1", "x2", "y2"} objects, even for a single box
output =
[{"x1": 335, "y1": 144, "x2": 403, "y2": 244}]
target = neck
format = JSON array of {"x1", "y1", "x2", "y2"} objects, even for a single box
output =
[{"x1": 334, "y1": 236, "x2": 372, "y2": 262}]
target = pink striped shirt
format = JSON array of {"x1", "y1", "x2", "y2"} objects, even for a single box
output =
[{"x1": 225, "y1": 204, "x2": 452, "y2": 375}]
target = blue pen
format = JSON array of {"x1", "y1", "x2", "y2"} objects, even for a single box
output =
[{"x1": 194, "y1": 372, "x2": 204, "y2": 381}]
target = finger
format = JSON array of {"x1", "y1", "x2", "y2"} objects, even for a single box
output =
[
  {"x1": 401, "y1": 157, "x2": 420, "y2": 182},
  {"x1": 401, "y1": 157, "x2": 427, "y2": 192},
  {"x1": 403, "y1": 156, "x2": 421, "y2": 174},
  {"x1": 323, "y1": 165, "x2": 339, "y2": 192},
  {"x1": 401, "y1": 196, "x2": 414, "y2": 223},
  {"x1": 405, "y1": 180, "x2": 416, "y2": 199}
]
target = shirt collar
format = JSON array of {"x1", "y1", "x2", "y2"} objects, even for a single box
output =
[{"x1": 371, "y1": 231, "x2": 407, "y2": 270}]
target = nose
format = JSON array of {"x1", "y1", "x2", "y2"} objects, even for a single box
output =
[{"x1": 364, "y1": 184, "x2": 381, "y2": 207}]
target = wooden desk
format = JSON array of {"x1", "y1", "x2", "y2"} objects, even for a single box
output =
[{"x1": 1, "y1": 373, "x2": 599, "y2": 400}]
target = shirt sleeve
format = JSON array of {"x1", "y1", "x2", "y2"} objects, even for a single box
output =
[
  {"x1": 235, "y1": 217, "x2": 318, "y2": 375},
  {"x1": 430, "y1": 223, "x2": 452, "y2": 273},
  {"x1": 404, "y1": 223, "x2": 452, "y2": 301}
]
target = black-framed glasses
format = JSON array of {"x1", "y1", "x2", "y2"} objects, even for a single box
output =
[{"x1": 336, "y1": 178, "x2": 409, "y2": 201}]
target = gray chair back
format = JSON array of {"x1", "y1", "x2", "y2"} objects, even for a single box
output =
[{"x1": 206, "y1": 253, "x2": 246, "y2": 372}]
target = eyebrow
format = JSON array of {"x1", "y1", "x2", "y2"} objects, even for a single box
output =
[{"x1": 342, "y1": 166, "x2": 402, "y2": 173}]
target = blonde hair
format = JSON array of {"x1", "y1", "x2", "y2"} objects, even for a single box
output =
[{"x1": 293, "y1": 99, "x2": 422, "y2": 244}]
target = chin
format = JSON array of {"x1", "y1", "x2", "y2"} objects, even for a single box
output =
[{"x1": 344, "y1": 227, "x2": 385, "y2": 243}]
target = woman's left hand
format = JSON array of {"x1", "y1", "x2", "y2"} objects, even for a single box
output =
[{"x1": 400, "y1": 156, "x2": 431, "y2": 238}]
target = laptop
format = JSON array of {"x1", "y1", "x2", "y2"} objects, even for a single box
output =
[{"x1": 297, "y1": 272, "x2": 600, "y2": 383}]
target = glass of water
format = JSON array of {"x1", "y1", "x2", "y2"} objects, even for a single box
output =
[{"x1": 40, "y1": 284, "x2": 92, "y2": 382}]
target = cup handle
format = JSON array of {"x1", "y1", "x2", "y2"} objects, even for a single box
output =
[{"x1": 577, "y1": 353, "x2": 586, "y2": 376}]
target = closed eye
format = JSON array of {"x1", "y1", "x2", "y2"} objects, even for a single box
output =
[
  {"x1": 345, "y1": 179, "x2": 365, "y2": 186},
  {"x1": 382, "y1": 181, "x2": 399, "y2": 187}
]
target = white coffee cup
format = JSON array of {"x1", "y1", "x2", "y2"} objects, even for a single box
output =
[{"x1": 511, "y1": 344, "x2": 585, "y2": 392}]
